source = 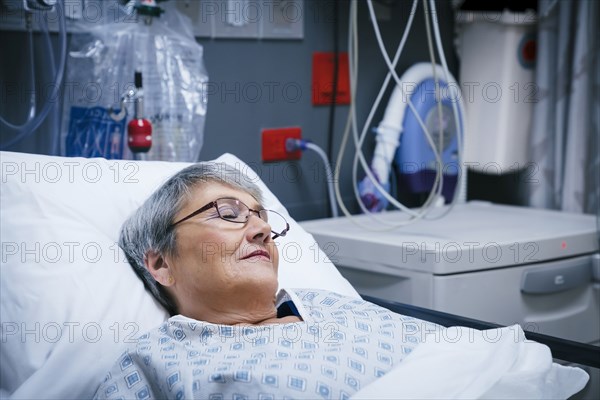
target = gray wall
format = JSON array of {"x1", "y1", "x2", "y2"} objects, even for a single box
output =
[{"x1": 0, "y1": 0, "x2": 457, "y2": 221}]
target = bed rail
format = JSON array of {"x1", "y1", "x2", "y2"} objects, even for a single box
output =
[{"x1": 362, "y1": 294, "x2": 600, "y2": 369}]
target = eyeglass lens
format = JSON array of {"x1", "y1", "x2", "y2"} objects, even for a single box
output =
[{"x1": 215, "y1": 199, "x2": 287, "y2": 237}]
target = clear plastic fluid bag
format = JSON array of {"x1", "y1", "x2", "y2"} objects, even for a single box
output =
[{"x1": 61, "y1": 2, "x2": 208, "y2": 161}]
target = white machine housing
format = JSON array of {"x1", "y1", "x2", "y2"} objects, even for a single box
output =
[
  {"x1": 456, "y1": 10, "x2": 537, "y2": 174},
  {"x1": 301, "y1": 202, "x2": 600, "y2": 345}
]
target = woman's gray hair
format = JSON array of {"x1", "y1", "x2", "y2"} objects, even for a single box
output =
[{"x1": 119, "y1": 162, "x2": 264, "y2": 315}]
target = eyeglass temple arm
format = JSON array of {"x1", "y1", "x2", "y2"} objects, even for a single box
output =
[
  {"x1": 171, "y1": 202, "x2": 215, "y2": 228},
  {"x1": 272, "y1": 222, "x2": 290, "y2": 240}
]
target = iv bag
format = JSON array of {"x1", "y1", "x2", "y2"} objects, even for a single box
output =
[{"x1": 60, "y1": 3, "x2": 208, "y2": 162}]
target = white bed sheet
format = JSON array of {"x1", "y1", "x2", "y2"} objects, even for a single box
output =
[{"x1": 351, "y1": 325, "x2": 588, "y2": 399}]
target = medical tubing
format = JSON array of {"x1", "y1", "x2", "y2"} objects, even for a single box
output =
[
  {"x1": 426, "y1": 0, "x2": 468, "y2": 217},
  {"x1": 423, "y1": 0, "x2": 445, "y2": 197},
  {"x1": 355, "y1": 0, "x2": 443, "y2": 220},
  {"x1": 353, "y1": 1, "x2": 443, "y2": 222},
  {"x1": 334, "y1": 0, "x2": 435, "y2": 231},
  {"x1": 436, "y1": 5, "x2": 467, "y2": 205},
  {"x1": 418, "y1": 0, "x2": 465, "y2": 219},
  {"x1": 40, "y1": 13, "x2": 61, "y2": 156},
  {"x1": 351, "y1": 0, "x2": 427, "y2": 220},
  {"x1": 364, "y1": 0, "x2": 444, "y2": 204},
  {"x1": 333, "y1": 0, "x2": 417, "y2": 230},
  {"x1": 41, "y1": 13, "x2": 57, "y2": 99},
  {"x1": 332, "y1": 0, "x2": 359, "y2": 223},
  {"x1": 418, "y1": 0, "x2": 459, "y2": 216},
  {"x1": 370, "y1": 128, "x2": 398, "y2": 187},
  {"x1": 369, "y1": 64, "x2": 452, "y2": 209},
  {"x1": 332, "y1": 1, "x2": 356, "y2": 211},
  {"x1": 357, "y1": 0, "x2": 466, "y2": 224},
  {"x1": 0, "y1": 0, "x2": 67, "y2": 150},
  {"x1": 0, "y1": 16, "x2": 36, "y2": 128},
  {"x1": 0, "y1": 0, "x2": 66, "y2": 145}
]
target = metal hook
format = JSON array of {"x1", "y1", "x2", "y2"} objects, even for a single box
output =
[{"x1": 109, "y1": 88, "x2": 136, "y2": 122}]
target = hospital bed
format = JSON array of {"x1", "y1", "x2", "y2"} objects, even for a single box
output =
[
  {"x1": 363, "y1": 296, "x2": 600, "y2": 369},
  {"x1": 1, "y1": 151, "x2": 597, "y2": 399}
]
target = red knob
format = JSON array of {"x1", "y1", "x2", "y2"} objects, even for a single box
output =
[{"x1": 127, "y1": 118, "x2": 152, "y2": 153}]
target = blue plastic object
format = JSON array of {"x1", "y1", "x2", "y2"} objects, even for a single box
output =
[
  {"x1": 358, "y1": 172, "x2": 391, "y2": 213},
  {"x1": 396, "y1": 78, "x2": 461, "y2": 201},
  {"x1": 65, "y1": 106, "x2": 127, "y2": 159}
]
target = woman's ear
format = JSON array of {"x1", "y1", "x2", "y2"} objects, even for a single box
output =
[{"x1": 144, "y1": 250, "x2": 175, "y2": 287}]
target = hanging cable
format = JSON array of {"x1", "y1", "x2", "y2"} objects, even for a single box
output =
[
  {"x1": 0, "y1": 0, "x2": 67, "y2": 150},
  {"x1": 327, "y1": 0, "x2": 339, "y2": 161},
  {"x1": 333, "y1": 0, "x2": 441, "y2": 231},
  {"x1": 39, "y1": 10, "x2": 61, "y2": 156},
  {"x1": 325, "y1": 0, "x2": 340, "y2": 217},
  {"x1": 332, "y1": 0, "x2": 466, "y2": 231},
  {"x1": 342, "y1": 0, "x2": 443, "y2": 229},
  {"x1": 286, "y1": 138, "x2": 339, "y2": 218},
  {"x1": 357, "y1": 0, "x2": 444, "y2": 218},
  {"x1": 423, "y1": 0, "x2": 445, "y2": 203},
  {"x1": 1, "y1": 13, "x2": 36, "y2": 129},
  {"x1": 424, "y1": 0, "x2": 468, "y2": 219},
  {"x1": 332, "y1": 0, "x2": 359, "y2": 225}
]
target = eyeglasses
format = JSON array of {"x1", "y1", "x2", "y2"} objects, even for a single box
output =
[{"x1": 170, "y1": 197, "x2": 290, "y2": 239}]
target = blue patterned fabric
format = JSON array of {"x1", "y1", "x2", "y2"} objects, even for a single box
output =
[{"x1": 93, "y1": 289, "x2": 440, "y2": 399}]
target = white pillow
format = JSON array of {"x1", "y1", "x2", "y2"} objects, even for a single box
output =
[{"x1": 0, "y1": 151, "x2": 358, "y2": 399}]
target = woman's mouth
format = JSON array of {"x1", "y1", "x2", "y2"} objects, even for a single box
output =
[{"x1": 241, "y1": 250, "x2": 270, "y2": 261}]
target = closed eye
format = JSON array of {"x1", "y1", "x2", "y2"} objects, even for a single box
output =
[
  {"x1": 217, "y1": 205, "x2": 241, "y2": 219},
  {"x1": 204, "y1": 211, "x2": 222, "y2": 220}
]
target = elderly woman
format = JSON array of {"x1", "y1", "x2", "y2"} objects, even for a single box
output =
[{"x1": 94, "y1": 162, "x2": 436, "y2": 399}]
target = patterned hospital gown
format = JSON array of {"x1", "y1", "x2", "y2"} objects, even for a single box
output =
[{"x1": 93, "y1": 289, "x2": 439, "y2": 399}]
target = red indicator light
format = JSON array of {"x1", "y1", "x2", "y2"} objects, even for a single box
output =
[{"x1": 561, "y1": 241, "x2": 567, "y2": 249}]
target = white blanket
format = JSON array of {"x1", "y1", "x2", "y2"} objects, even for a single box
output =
[{"x1": 352, "y1": 325, "x2": 588, "y2": 400}]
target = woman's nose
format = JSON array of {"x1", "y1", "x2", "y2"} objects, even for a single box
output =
[{"x1": 245, "y1": 212, "x2": 272, "y2": 242}]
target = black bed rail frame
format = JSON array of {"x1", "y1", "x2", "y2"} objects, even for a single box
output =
[{"x1": 362, "y1": 294, "x2": 600, "y2": 369}]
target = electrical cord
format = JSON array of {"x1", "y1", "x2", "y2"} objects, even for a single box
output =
[
  {"x1": 286, "y1": 139, "x2": 339, "y2": 218},
  {"x1": 326, "y1": 0, "x2": 339, "y2": 217},
  {"x1": 327, "y1": 0, "x2": 339, "y2": 162}
]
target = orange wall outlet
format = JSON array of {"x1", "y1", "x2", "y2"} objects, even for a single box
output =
[{"x1": 261, "y1": 127, "x2": 302, "y2": 162}]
